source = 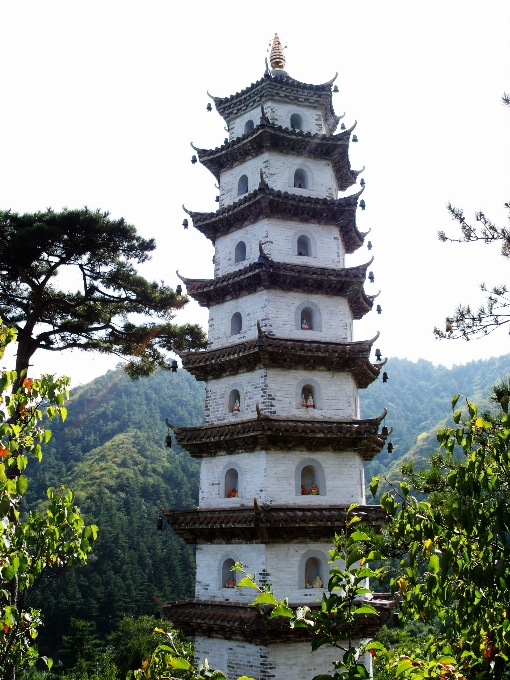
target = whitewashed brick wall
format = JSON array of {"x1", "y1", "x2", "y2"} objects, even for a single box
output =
[
  {"x1": 195, "y1": 542, "x2": 343, "y2": 602},
  {"x1": 194, "y1": 637, "x2": 372, "y2": 680},
  {"x1": 218, "y1": 152, "x2": 337, "y2": 209},
  {"x1": 199, "y1": 450, "x2": 366, "y2": 508},
  {"x1": 207, "y1": 290, "x2": 352, "y2": 349},
  {"x1": 228, "y1": 100, "x2": 326, "y2": 142},
  {"x1": 204, "y1": 368, "x2": 357, "y2": 423},
  {"x1": 214, "y1": 218, "x2": 345, "y2": 277}
]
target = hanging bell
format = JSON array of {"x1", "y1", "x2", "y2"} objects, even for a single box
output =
[
  {"x1": 215, "y1": 195, "x2": 220, "y2": 202},
  {"x1": 224, "y1": 138, "x2": 228, "y2": 144},
  {"x1": 340, "y1": 123, "x2": 346, "y2": 130},
  {"x1": 176, "y1": 285, "x2": 182, "y2": 295},
  {"x1": 333, "y1": 85, "x2": 339, "y2": 93},
  {"x1": 191, "y1": 155, "x2": 197, "y2": 164},
  {"x1": 382, "y1": 371, "x2": 388, "y2": 383},
  {"x1": 157, "y1": 516, "x2": 163, "y2": 531},
  {"x1": 171, "y1": 360, "x2": 178, "y2": 373},
  {"x1": 352, "y1": 135, "x2": 358, "y2": 142},
  {"x1": 367, "y1": 241, "x2": 372, "y2": 250},
  {"x1": 259, "y1": 116, "x2": 267, "y2": 126},
  {"x1": 376, "y1": 304, "x2": 382, "y2": 314},
  {"x1": 368, "y1": 271, "x2": 374, "y2": 283},
  {"x1": 388, "y1": 442, "x2": 394, "y2": 453},
  {"x1": 165, "y1": 433, "x2": 172, "y2": 448},
  {"x1": 206, "y1": 103, "x2": 212, "y2": 112},
  {"x1": 360, "y1": 178, "x2": 366, "y2": 186},
  {"x1": 381, "y1": 425, "x2": 389, "y2": 436},
  {"x1": 360, "y1": 199, "x2": 366, "y2": 210},
  {"x1": 182, "y1": 219, "x2": 189, "y2": 229},
  {"x1": 375, "y1": 348, "x2": 382, "y2": 361}
]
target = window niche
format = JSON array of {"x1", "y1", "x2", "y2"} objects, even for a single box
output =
[
  {"x1": 222, "y1": 558, "x2": 237, "y2": 588},
  {"x1": 294, "y1": 168, "x2": 308, "y2": 189},
  {"x1": 299, "y1": 550, "x2": 328, "y2": 590},
  {"x1": 297, "y1": 234, "x2": 311, "y2": 256},
  {"x1": 244, "y1": 119, "x2": 255, "y2": 134},
  {"x1": 300, "y1": 384, "x2": 315, "y2": 409},
  {"x1": 295, "y1": 301, "x2": 322, "y2": 332},
  {"x1": 290, "y1": 113, "x2": 303, "y2": 130},
  {"x1": 222, "y1": 461, "x2": 243, "y2": 499},
  {"x1": 295, "y1": 458, "x2": 326, "y2": 496},
  {"x1": 234, "y1": 241, "x2": 247, "y2": 263},
  {"x1": 237, "y1": 174, "x2": 249, "y2": 196},
  {"x1": 231, "y1": 312, "x2": 243, "y2": 335},
  {"x1": 228, "y1": 389, "x2": 241, "y2": 413}
]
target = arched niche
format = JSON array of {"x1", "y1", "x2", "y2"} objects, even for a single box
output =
[
  {"x1": 295, "y1": 300, "x2": 322, "y2": 332},
  {"x1": 292, "y1": 230, "x2": 317, "y2": 258},
  {"x1": 295, "y1": 377, "x2": 322, "y2": 410},
  {"x1": 294, "y1": 168, "x2": 309, "y2": 189},
  {"x1": 295, "y1": 458, "x2": 326, "y2": 496},
  {"x1": 219, "y1": 551, "x2": 240, "y2": 589},
  {"x1": 290, "y1": 113, "x2": 303, "y2": 130},
  {"x1": 288, "y1": 163, "x2": 314, "y2": 190},
  {"x1": 225, "y1": 382, "x2": 244, "y2": 413},
  {"x1": 244, "y1": 119, "x2": 255, "y2": 134},
  {"x1": 237, "y1": 174, "x2": 249, "y2": 196},
  {"x1": 222, "y1": 461, "x2": 243, "y2": 498},
  {"x1": 299, "y1": 550, "x2": 328, "y2": 590},
  {"x1": 230, "y1": 312, "x2": 243, "y2": 335},
  {"x1": 234, "y1": 240, "x2": 247, "y2": 263}
]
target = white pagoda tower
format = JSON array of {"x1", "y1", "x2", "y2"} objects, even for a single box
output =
[{"x1": 163, "y1": 35, "x2": 393, "y2": 680}]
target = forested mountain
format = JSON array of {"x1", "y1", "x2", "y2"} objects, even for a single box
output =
[{"x1": 25, "y1": 353, "x2": 510, "y2": 659}]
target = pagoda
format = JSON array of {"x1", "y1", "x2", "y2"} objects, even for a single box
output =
[{"x1": 162, "y1": 35, "x2": 394, "y2": 680}]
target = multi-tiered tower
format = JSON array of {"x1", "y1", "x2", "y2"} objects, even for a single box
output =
[{"x1": 163, "y1": 36, "x2": 393, "y2": 680}]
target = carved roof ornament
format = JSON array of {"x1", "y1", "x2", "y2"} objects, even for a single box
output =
[{"x1": 269, "y1": 33, "x2": 286, "y2": 71}]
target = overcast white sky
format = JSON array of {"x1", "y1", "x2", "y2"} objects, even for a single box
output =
[{"x1": 1, "y1": 0, "x2": 509, "y2": 386}]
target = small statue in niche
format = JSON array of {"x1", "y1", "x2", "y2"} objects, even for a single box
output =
[
  {"x1": 310, "y1": 484, "x2": 319, "y2": 495},
  {"x1": 301, "y1": 317, "x2": 309, "y2": 330},
  {"x1": 306, "y1": 394, "x2": 315, "y2": 409},
  {"x1": 225, "y1": 577, "x2": 236, "y2": 588},
  {"x1": 227, "y1": 487, "x2": 238, "y2": 498},
  {"x1": 312, "y1": 576, "x2": 323, "y2": 588},
  {"x1": 304, "y1": 577, "x2": 312, "y2": 589},
  {"x1": 232, "y1": 399, "x2": 240, "y2": 412},
  {"x1": 301, "y1": 393, "x2": 307, "y2": 409},
  {"x1": 301, "y1": 484, "x2": 309, "y2": 495}
]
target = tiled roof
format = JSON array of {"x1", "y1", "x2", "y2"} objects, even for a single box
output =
[
  {"x1": 194, "y1": 123, "x2": 360, "y2": 191},
  {"x1": 162, "y1": 594, "x2": 397, "y2": 643},
  {"x1": 163, "y1": 503, "x2": 389, "y2": 544},
  {"x1": 179, "y1": 254, "x2": 376, "y2": 318},
  {"x1": 209, "y1": 71, "x2": 341, "y2": 133},
  {"x1": 184, "y1": 184, "x2": 366, "y2": 252},
  {"x1": 168, "y1": 408, "x2": 389, "y2": 460},
  {"x1": 179, "y1": 326, "x2": 385, "y2": 387}
]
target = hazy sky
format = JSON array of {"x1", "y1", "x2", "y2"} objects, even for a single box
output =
[{"x1": 1, "y1": 0, "x2": 509, "y2": 386}]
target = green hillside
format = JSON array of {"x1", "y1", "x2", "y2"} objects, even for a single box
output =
[{"x1": 24, "y1": 353, "x2": 510, "y2": 659}]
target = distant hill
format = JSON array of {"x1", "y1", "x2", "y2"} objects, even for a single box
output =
[{"x1": 24, "y1": 353, "x2": 510, "y2": 657}]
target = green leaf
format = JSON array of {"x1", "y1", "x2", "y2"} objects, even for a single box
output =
[
  {"x1": 270, "y1": 602, "x2": 294, "y2": 618},
  {"x1": 428, "y1": 554, "x2": 440, "y2": 574},
  {"x1": 353, "y1": 604, "x2": 377, "y2": 615},
  {"x1": 237, "y1": 576, "x2": 259, "y2": 589},
  {"x1": 349, "y1": 531, "x2": 371, "y2": 542},
  {"x1": 365, "y1": 641, "x2": 386, "y2": 651},
  {"x1": 451, "y1": 394, "x2": 460, "y2": 410},
  {"x1": 396, "y1": 659, "x2": 414, "y2": 675},
  {"x1": 369, "y1": 476, "x2": 379, "y2": 498},
  {"x1": 169, "y1": 657, "x2": 193, "y2": 670},
  {"x1": 16, "y1": 475, "x2": 28, "y2": 495},
  {"x1": 252, "y1": 592, "x2": 278, "y2": 606}
]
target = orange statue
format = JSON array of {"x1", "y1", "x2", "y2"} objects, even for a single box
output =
[
  {"x1": 310, "y1": 484, "x2": 319, "y2": 495},
  {"x1": 301, "y1": 484, "x2": 309, "y2": 495},
  {"x1": 226, "y1": 577, "x2": 236, "y2": 588},
  {"x1": 228, "y1": 487, "x2": 238, "y2": 498}
]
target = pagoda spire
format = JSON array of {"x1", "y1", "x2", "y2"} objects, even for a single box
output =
[{"x1": 269, "y1": 33, "x2": 286, "y2": 70}]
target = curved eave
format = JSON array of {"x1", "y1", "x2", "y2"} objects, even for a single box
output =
[
  {"x1": 162, "y1": 595, "x2": 397, "y2": 644},
  {"x1": 182, "y1": 257, "x2": 373, "y2": 318},
  {"x1": 178, "y1": 332, "x2": 383, "y2": 386},
  {"x1": 185, "y1": 186, "x2": 365, "y2": 253},
  {"x1": 168, "y1": 411, "x2": 389, "y2": 460},
  {"x1": 163, "y1": 504, "x2": 389, "y2": 544},
  {"x1": 210, "y1": 71, "x2": 340, "y2": 133},
  {"x1": 196, "y1": 123, "x2": 357, "y2": 191}
]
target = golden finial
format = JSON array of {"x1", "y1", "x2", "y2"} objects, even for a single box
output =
[{"x1": 269, "y1": 33, "x2": 286, "y2": 71}]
